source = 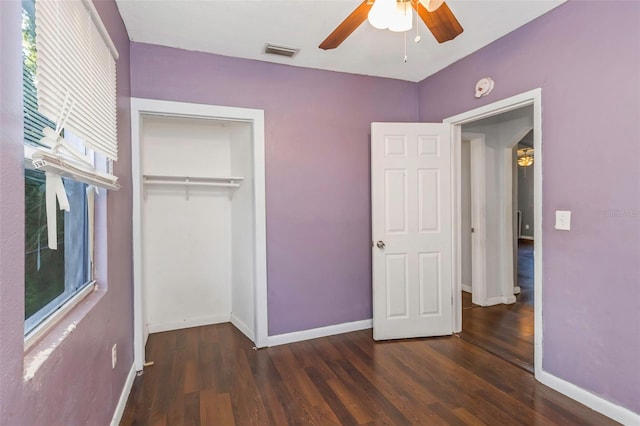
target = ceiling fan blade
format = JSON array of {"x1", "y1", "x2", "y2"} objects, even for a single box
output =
[
  {"x1": 412, "y1": 1, "x2": 463, "y2": 43},
  {"x1": 319, "y1": 0, "x2": 373, "y2": 50}
]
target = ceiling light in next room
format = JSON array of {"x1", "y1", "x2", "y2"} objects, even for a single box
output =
[
  {"x1": 264, "y1": 43, "x2": 300, "y2": 58},
  {"x1": 517, "y1": 148, "x2": 534, "y2": 167}
]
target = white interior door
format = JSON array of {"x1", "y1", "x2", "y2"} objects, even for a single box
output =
[{"x1": 372, "y1": 122, "x2": 453, "y2": 340}]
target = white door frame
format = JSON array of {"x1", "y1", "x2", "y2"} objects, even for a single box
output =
[
  {"x1": 130, "y1": 98, "x2": 269, "y2": 371},
  {"x1": 444, "y1": 88, "x2": 543, "y2": 376}
]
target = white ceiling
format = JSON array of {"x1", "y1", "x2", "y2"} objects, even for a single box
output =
[{"x1": 115, "y1": 0, "x2": 565, "y2": 82}]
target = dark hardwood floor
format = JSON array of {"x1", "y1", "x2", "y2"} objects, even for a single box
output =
[
  {"x1": 516, "y1": 239, "x2": 534, "y2": 306},
  {"x1": 121, "y1": 321, "x2": 615, "y2": 425},
  {"x1": 458, "y1": 239, "x2": 535, "y2": 372}
]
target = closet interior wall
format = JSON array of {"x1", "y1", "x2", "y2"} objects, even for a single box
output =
[{"x1": 140, "y1": 115, "x2": 255, "y2": 339}]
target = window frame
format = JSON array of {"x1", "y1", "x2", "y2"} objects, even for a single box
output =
[{"x1": 23, "y1": 144, "x2": 95, "y2": 346}]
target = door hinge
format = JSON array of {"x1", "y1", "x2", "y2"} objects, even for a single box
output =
[{"x1": 471, "y1": 227, "x2": 475, "y2": 233}]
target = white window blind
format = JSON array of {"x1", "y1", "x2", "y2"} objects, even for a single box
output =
[
  {"x1": 35, "y1": 0, "x2": 119, "y2": 161},
  {"x1": 32, "y1": 0, "x2": 119, "y2": 250}
]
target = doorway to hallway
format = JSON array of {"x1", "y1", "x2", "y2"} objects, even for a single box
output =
[{"x1": 455, "y1": 105, "x2": 536, "y2": 372}]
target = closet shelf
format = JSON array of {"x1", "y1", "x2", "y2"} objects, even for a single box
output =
[
  {"x1": 143, "y1": 174, "x2": 244, "y2": 187},
  {"x1": 143, "y1": 175, "x2": 244, "y2": 200}
]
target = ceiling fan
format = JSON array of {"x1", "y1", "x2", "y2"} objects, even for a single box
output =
[{"x1": 319, "y1": 0, "x2": 463, "y2": 50}]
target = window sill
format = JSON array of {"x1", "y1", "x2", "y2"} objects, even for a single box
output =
[
  {"x1": 23, "y1": 282, "x2": 103, "y2": 381},
  {"x1": 24, "y1": 281, "x2": 97, "y2": 351}
]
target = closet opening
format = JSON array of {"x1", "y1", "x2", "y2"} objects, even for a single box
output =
[{"x1": 131, "y1": 99, "x2": 267, "y2": 371}]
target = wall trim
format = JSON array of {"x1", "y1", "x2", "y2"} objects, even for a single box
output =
[
  {"x1": 268, "y1": 319, "x2": 373, "y2": 347},
  {"x1": 231, "y1": 314, "x2": 254, "y2": 342},
  {"x1": 483, "y1": 295, "x2": 517, "y2": 306},
  {"x1": 147, "y1": 314, "x2": 231, "y2": 334},
  {"x1": 538, "y1": 371, "x2": 640, "y2": 425},
  {"x1": 461, "y1": 284, "x2": 472, "y2": 293},
  {"x1": 519, "y1": 235, "x2": 534, "y2": 241},
  {"x1": 110, "y1": 363, "x2": 136, "y2": 426}
]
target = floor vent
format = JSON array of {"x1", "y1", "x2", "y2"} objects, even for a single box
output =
[{"x1": 264, "y1": 43, "x2": 300, "y2": 58}]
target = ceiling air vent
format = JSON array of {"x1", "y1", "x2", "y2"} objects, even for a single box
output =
[{"x1": 264, "y1": 43, "x2": 300, "y2": 58}]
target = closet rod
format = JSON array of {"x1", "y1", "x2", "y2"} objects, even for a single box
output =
[
  {"x1": 142, "y1": 175, "x2": 244, "y2": 201},
  {"x1": 143, "y1": 174, "x2": 243, "y2": 181},
  {"x1": 144, "y1": 180, "x2": 240, "y2": 188}
]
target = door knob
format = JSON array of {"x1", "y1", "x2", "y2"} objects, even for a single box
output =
[{"x1": 376, "y1": 241, "x2": 386, "y2": 249}]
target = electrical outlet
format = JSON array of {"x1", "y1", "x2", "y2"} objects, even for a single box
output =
[
  {"x1": 525, "y1": 224, "x2": 530, "y2": 230},
  {"x1": 111, "y1": 344, "x2": 117, "y2": 369}
]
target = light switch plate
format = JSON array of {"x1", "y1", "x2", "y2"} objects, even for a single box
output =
[{"x1": 555, "y1": 210, "x2": 571, "y2": 231}]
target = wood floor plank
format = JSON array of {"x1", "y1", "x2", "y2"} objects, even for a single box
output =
[
  {"x1": 183, "y1": 391, "x2": 200, "y2": 426},
  {"x1": 270, "y1": 347, "x2": 326, "y2": 408},
  {"x1": 428, "y1": 401, "x2": 469, "y2": 426},
  {"x1": 121, "y1": 322, "x2": 618, "y2": 426},
  {"x1": 200, "y1": 391, "x2": 235, "y2": 426},
  {"x1": 452, "y1": 407, "x2": 488, "y2": 426},
  {"x1": 305, "y1": 366, "x2": 359, "y2": 426},
  {"x1": 325, "y1": 377, "x2": 374, "y2": 424},
  {"x1": 183, "y1": 359, "x2": 199, "y2": 394},
  {"x1": 229, "y1": 349, "x2": 270, "y2": 425}
]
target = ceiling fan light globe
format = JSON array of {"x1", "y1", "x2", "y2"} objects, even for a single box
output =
[
  {"x1": 368, "y1": 13, "x2": 388, "y2": 30},
  {"x1": 389, "y1": 2, "x2": 413, "y2": 32},
  {"x1": 368, "y1": 0, "x2": 396, "y2": 29}
]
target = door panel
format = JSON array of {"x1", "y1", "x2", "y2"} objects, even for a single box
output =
[
  {"x1": 419, "y1": 251, "x2": 441, "y2": 315},
  {"x1": 386, "y1": 254, "x2": 409, "y2": 318},
  {"x1": 372, "y1": 122, "x2": 453, "y2": 340},
  {"x1": 418, "y1": 169, "x2": 440, "y2": 232},
  {"x1": 385, "y1": 169, "x2": 408, "y2": 233}
]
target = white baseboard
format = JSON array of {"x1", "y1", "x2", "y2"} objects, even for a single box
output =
[
  {"x1": 504, "y1": 295, "x2": 516, "y2": 304},
  {"x1": 462, "y1": 284, "x2": 473, "y2": 293},
  {"x1": 513, "y1": 286, "x2": 521, "y2": 295},
  {"x1": 483, "y1": 295, "x2": 517, "y2": 306},
  {"x1": 268, "y1": 319, "x2": 373, "y2": 347},
  {"x1": 519, "y1": 235, "x2": 534, "y2": 241},
  {"x1": 538, "y1": 371, "x2": 640, "y2": 425},
  {"x1": 231, "y1": 314, "x2": 254, "y2": 342},
  {"x1": 147, "y1": 314, "x2": 231, "y2": 334},
  {"x1": 110, "y1": 364, "x2": 136, "y2": 426}
]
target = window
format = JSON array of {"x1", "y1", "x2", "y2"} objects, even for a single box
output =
[
  {"x1": 23, "y1": 0, "x2": 92, "y2": 336},
  {"x1": 22, "y1": 0, "x2": 119, "y2": 337},
  {"x1": 24, "y1": 169, "x2": 91, "y2": 333}
]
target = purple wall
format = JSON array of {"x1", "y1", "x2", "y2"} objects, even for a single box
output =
[
  {"x1": 0, "y1": 0, "x2": 133, "y2": 424},
  {"x1": 2, "y1": 0, "x2": 635, "y2": 421},
  {"x1": 130, "y1": 44, "x2": 418, "y2": 335},
  {"x1": 418, "y1": 0, "x2": 640, "y2": 413}
]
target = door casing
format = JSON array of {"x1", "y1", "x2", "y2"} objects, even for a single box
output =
[{"x1": 130, "y1": 98, "x2": 268, "y2": 372}]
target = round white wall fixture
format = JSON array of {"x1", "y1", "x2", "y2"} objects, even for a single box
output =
[{"x1": 475, "y1": 78, "x2": 494, "y2": 98}]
